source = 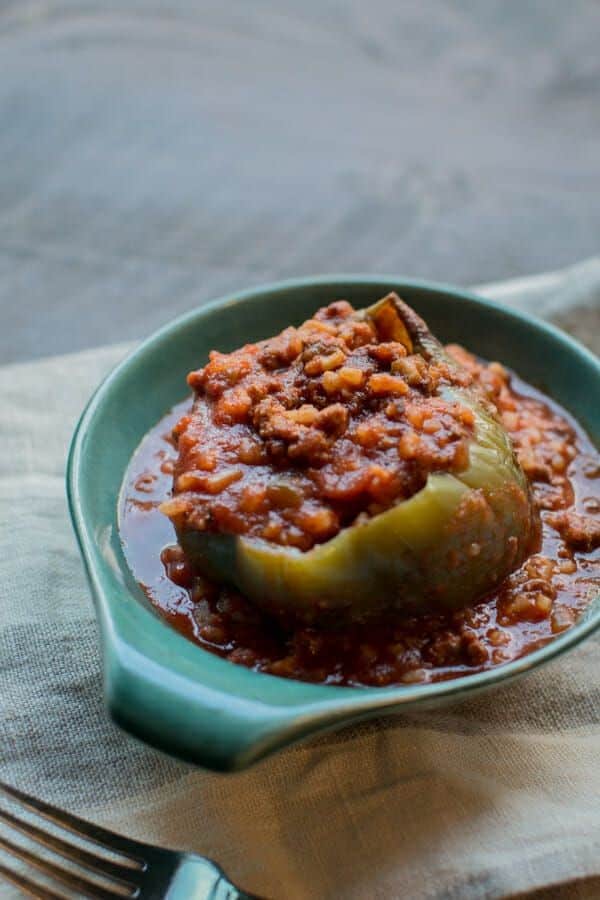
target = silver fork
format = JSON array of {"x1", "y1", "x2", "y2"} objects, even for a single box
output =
[{"x1": 0, "y1": 782, "x2": 258, "y2": 899}]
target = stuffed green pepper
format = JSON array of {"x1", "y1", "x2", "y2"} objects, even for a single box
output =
[{"x1": 161, "y1": 293, "x2": 539, "y2": 626}]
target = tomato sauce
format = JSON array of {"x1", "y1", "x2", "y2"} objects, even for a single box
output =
[{"x1": 119, "y1": 352, "x2": 600, "y2": 687}]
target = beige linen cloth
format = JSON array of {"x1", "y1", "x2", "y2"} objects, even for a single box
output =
[{"x1": 1, "y1": 259, "x2": 599, "y2": 900}]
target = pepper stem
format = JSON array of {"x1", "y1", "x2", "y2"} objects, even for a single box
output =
[{"x1": 361, "y1": 292, "x2": 442, "y2": 360}]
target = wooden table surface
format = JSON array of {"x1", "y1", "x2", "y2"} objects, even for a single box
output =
[{"x1": 1, "y1": 1, "x2": 599, "y2": 364}]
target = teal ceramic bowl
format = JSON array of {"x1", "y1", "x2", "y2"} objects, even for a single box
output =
[{"x1": 67, "y1": 277, "x2": 600, "y2": 771}]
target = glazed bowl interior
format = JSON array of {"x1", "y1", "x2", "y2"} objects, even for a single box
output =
[{"x1": 68, "y1": 277, "x2": 600, "y2": 771}]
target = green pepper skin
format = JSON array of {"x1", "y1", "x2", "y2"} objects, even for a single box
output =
[{"x1": 178, "y1": 297, "x2": 538, "y2": 626}]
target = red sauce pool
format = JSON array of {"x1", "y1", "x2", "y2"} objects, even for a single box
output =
[{"x1": 119, "y1": 356, "x2": 600, "y2": 687}]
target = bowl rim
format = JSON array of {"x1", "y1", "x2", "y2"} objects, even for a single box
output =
[{"x1": 67, "y1": 274, "x2": 600, "y2": 770}]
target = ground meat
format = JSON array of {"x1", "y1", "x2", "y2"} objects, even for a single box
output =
[
  {"x1": 164, "y1": 299, "x2": 477, "y2": 550},
  {"x1": 447, "y1": 345, "x2": 577, "y2": 514},
  {"x1": 121, "y1": 341, "x2": 600, "y2": 686},
  {"x1": 121, "y1": 296, "x2": 600, "y2": 686},
  {"x1": 546, "y1": 510, "x2": 600, "y2": 551}
]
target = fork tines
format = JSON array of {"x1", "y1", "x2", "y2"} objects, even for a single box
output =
[{"x1": 0, "y1": 782, "x2": 145, "y2": 899}]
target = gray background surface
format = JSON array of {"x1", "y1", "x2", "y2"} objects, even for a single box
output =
[{"x1": 1, "y1": 0, "x2": 599, "y2": 364}]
